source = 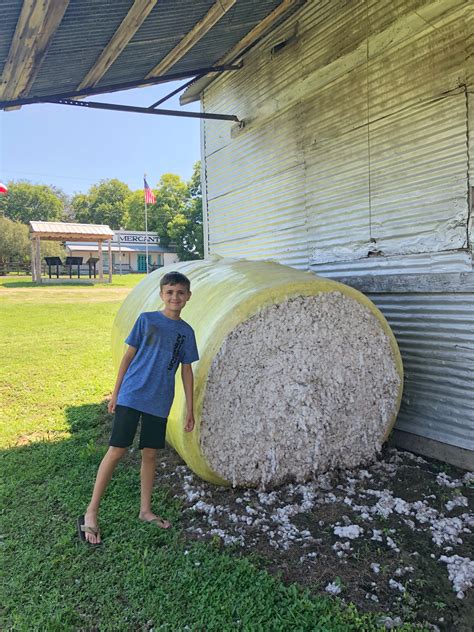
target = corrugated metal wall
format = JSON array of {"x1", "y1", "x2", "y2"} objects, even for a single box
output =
[
  {"x1": 200, "y1": 0, "x2": 473, "y2": 457},
  {"x1": 368, "y1": 292, "x2": 474, "y2": 451},
  {"x1": 202, "y1": 0, "x2": 471, "y2": 270}
]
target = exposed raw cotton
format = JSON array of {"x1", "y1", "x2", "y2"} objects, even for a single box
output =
[
  {"x1": 200, "y1": 293, "x2": 401, "y2": 487},
  {"x1": 112, "y1": 258, "x2": 402, "y2": 486}
]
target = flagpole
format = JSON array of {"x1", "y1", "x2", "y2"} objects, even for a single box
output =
[{"x1": 144, "y1": 173, "x2": 149, "y2": 274}]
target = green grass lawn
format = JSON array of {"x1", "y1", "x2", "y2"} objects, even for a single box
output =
[{"x1": 1, "y1": 276, "x2": 420, "y2": 631}]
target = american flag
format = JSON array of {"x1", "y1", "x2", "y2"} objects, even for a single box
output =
[{"x1": 144, "y1": 177, "x2": 156, "y2": 204}]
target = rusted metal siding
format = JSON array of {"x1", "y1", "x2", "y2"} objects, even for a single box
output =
[
  {"x1": 369, "y1": 92, "x2": 468, "y2": 256},
  {"x1": 202, "y1": 0, "x2": 471, "y2": 273},
  {"x1": 368, "y1": 292, "x2": 474, "y2": 451},
  {"x1": 311, "y1": 250, "x2": 473, "y2": 278},
  {"x1": 469, "y1": 91, "x2": 474, "y2": 250},
  {"x1": 367, "y1": 2, "x2": 470, "y2": 120},
  {"x1": 202, "y1": 22, "x2": 308, "y2": 265},
  {"x1": 202, "y1": 37, "x2": 308, "y2": 266},
  {"x1": 307, "y1": 90, "x2": 469, "y2": 269}
]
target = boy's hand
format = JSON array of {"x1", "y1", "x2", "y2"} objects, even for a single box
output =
[
  {"x1": 108, "y1": 394, "x2": 117, "y2": 414},
  {"x1": 184, "y1": 413, "x2": 195, "y2": 432}
]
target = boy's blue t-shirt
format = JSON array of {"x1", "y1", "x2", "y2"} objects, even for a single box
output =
[{"x1": 117, "y1": 311, "x2": 199, "y2": 418}]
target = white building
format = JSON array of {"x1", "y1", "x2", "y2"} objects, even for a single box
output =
[{"x1": 66, "y1": 230, "x2": 179, "y2": 273}]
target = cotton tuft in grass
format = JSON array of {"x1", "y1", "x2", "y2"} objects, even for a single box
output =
[{"x1": 112, "y1": 257, "x2": 403, "y2": 488}]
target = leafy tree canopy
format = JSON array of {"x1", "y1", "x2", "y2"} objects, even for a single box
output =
[
  {"x1": 148, "y1": 173, "x2": 188, "y2": 246},
  {"x1": 125, "y1": 190, "x2": 148, "y2": 231},
  {"x1": 0, "y1": 216, "x2": 64, "y2": 264},
  {"x1": 0, "y1": 181, "x2": 65, "y2": 223},
  {"x1": 71, "y1": 179, "x2": 131, "y2": 229},
  {"x1": 167, "y1": 162, "x2": 204, "y2": 260},
  {"x1": 125, "y1": 174, "x2": 189, "y2": 247}
]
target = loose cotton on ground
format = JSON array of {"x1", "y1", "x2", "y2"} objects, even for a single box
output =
[{"x1": 112, "y1": 258, "x2": 403, "y2": 487}]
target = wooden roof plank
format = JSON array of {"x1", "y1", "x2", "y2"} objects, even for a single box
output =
[
  {"x1": 0, "y1": 0, "x2": 70, "y2": 102},
  {"x1": 77, "y1": 0, "x2": 159, "y2": 91},
  {"x1": 145, "y1": 0, "x2": 238, "y2": 79},
  {"x1": 217, "y1": 0, "x2": 301, "y2": 66}
]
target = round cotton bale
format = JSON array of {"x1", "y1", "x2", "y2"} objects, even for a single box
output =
[{"x1": 112, "y1": 258, "x2": 403, "y2": 488}]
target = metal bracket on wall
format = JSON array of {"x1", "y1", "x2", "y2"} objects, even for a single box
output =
[
  {"x1": 148, "y1": 73, "x2": 208, "y2": 108},
  {"x1": 147, "y1": 62, "x2": 243, "y2": 110},
  {"x1": 45, "y1": 98, "x2": 240, "y2": 122}
]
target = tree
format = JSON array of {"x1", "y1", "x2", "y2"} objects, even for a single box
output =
[
  {"x1": 0, "y1": 217, "x2": 30, "y2": 264},
  {"x1": 51, "y1": 185, "x2": 72, "y2": 220},
  {"x1": 0, "y1": 217, "x2": 64, "y2": 265},
  {"x1": 167, "y1": 162, "x2": 204, "y2": 260},
  {"x1": 0, "y1": 181, "x2": 64, "y2": 223},
  {"x1": 70, "y1": 193, "x2": 89, "y2": 224},
  {"x1": 148, "y1": 174, "x2": 188, "y2": 246},
  {"x1": 124, "y1": 174, "x2": 188, "y2": 244},
  {"x1": 70, "y1": 179, "x2": 131, "y2": 229},
  {"x1": 125, "y1": 189, "x2": 149, "y2": 231}
]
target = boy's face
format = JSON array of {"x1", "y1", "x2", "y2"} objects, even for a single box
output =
[{"x1": 160, "y1": 283, "x2": 191, "y2": 314}]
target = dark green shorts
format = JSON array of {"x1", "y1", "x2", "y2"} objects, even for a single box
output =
[{"x1": 109, "y1": 405, "x2": 167, "y2": 449}]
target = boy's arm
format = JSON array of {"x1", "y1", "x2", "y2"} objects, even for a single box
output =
[
  {"x1": 108, "y1": 346, "x2": 137, "y2": 413},
  {"x1": 181, "y1": 363, "x2": 195, "y2": 432}
]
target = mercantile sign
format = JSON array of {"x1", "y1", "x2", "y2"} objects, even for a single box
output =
[{"x1": 113, "y1": 231, "x2": 160, "y2": 245}]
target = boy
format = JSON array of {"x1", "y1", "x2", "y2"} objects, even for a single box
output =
[{"x1": 78, "y1": 271, "x2": 199, "y2": 545}]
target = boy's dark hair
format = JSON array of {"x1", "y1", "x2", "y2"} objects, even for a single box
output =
[{"x1": 160, "y1": 271, "x2": 191, "y2": 291}]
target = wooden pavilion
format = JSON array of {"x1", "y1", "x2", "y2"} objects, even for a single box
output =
[{"x1": 29, "y1": 221, "x2": 115, "y2": 284}]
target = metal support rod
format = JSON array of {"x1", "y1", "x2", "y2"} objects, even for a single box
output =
[
  {"x1": 145, "y1": 200, "x2": 149, "y2": 275},
  {"x1": 45, "y1": 98, "x2": 240, "y2": 122},
  {"x1": 0, "y1": 63, "x2": 242, "y2": 110},
  {"x1": 149, "y1": 73, "x2": 207, "y2": 108}
]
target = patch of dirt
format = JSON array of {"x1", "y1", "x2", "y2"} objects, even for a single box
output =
[
  {"x1": 152, "y1": 446, "x2": 473, "y2": 631},
  {"x1": 15, "y1": 430, "x2": 70, "y2": 446}
]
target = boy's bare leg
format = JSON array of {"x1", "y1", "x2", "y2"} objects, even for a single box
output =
[
  {"x1": 139, "y1": 448, "x2": 171, "y2": 528},
  {"x1": 84, "y1": 446, "x2": 126, "y2": 543}
]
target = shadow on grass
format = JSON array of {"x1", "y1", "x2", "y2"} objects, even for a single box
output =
[
  {"x1": 1, "y1": 401, "x2": 392, "y2": 631},
  {"x1": 67, "y1": 401, "x2": 112, "y2": 436},
  {"x1": 1, "y1": 280, "x2": 96, "y2": 288},
  {"x1": 1, "y1": 279, "x2": 39, "y2": 288},
  {"x1": 1, "y1": 401, "x2": 182, "y2": 628}
]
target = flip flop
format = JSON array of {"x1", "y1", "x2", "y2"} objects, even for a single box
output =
[
  {"x1": 140, "y1": 515, "x2": 171, "y2": 529},
  {"x1": 77, "y1": 515, "x2": 102, "y2": 545}
]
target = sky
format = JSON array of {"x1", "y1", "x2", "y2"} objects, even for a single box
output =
[{"x1": 0, "y1": 81, "x2": 201, "y2": 196}]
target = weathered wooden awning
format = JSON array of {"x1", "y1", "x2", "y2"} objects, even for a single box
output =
[
  {"x1": 29, "y1": 221, "x2": 114, "y2": 242},
  {"x1": 0, "y1": 1, "x2": 303, "y2": 117},
  {"x1": 29, "y1": 221, "x2": 114, "y2": 283}
]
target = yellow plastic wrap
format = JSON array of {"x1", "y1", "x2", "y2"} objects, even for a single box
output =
[{"x1": 112, "y1": 257, "x2": 403, "y2": 485}]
